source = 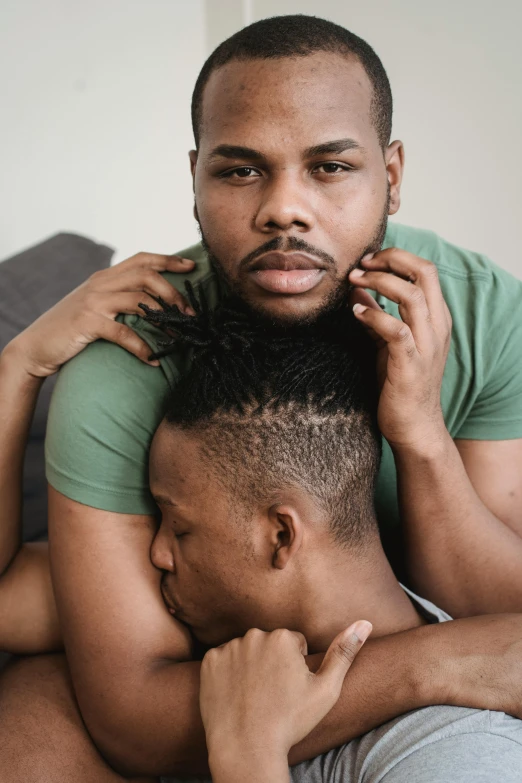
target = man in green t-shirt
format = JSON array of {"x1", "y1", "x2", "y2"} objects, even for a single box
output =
[{"x1": 3, "y1": 14, "x2": 522, "y2": 781}]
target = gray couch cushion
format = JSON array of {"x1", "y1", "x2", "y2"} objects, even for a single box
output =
[{"x1": 0, "y1": 233, "x2": 113, "y2": 541}]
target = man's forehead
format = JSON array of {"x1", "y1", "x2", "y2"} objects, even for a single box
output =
[{"x1": 199, "y1": 52, "x2": 374, "y2": 147}]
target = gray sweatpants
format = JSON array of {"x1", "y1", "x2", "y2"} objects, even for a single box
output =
[{"x1": 162, "y1": 704, "x2": 522, "y2": 782}]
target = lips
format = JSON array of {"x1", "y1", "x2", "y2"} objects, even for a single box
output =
[
  {"x1": 161, "y1": 585, "x2": 180, "y2": 616},
  {"x1": 248, "y1": 252, "x2": 327, "y2": 295}
]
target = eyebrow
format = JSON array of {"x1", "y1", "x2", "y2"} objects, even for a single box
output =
[{"x1": 207, "y1": 138, "x2": 364, "y2": 162}]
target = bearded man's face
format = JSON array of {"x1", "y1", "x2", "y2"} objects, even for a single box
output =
[{"x1": 189, "y1": 51, "x2": 403, "y2": 325}]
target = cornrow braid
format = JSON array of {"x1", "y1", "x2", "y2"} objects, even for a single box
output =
[{"x1": 141, "y1": 284, "x2": 382, "y2": 547}]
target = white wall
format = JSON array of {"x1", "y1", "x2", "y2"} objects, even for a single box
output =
[
  {"x1": 2, "y1": 0, "x2": 521, "y2": 279},
  {"x1": 0, "y1": 0, "x2": 205, "y2": 262}
]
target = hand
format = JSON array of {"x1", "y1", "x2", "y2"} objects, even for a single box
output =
[
  {"x1": 200, "y1": 621, "x2": 372, "y2": 766},
  {"x1": 7, "y1": 252, "x2": 195, "y2": 378},
  {"x1": 349, "y1": 248, "x2": 452, "y2": 451}
]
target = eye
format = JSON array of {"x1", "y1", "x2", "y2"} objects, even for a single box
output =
[
  {"x1": 220, "y1": 166, "x2": 261, "y2": 179},
  {"x1": 313, "y1": 162, "x2": 351, "y2": 175}
]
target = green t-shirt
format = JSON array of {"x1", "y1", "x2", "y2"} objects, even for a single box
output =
[{"x1": 45, "y1": 222, "x2": 522, "y2": 541}]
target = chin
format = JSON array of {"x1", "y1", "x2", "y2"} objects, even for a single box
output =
[{"x1": 240, "y1": 286, "x2": 351, "y2": 328}]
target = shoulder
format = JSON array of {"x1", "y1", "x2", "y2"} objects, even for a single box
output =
[
  {"x1": 384, "y1": 222, "x2": 522, "y2": 301},
  {"x1": 45, "y1": 338, "x2": 169, "y2": 513},
  {"x1": 118, "y1": 242, "x2": 221, "y2": 385},
  {"x1": 351, "y1": 706, "x2": 522, "y2": 782}
]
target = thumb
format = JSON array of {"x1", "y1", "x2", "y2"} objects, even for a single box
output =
[{"x1": 315, "y1": 620, "x2": 373, "y2": 692}]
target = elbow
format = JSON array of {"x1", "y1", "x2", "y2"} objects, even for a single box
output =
[
  {"x1": 83, "y1": 712, "x2": 164, "y2": 778},
  {"x1": 81, "y1": 702, "x2": 192, "y2": 779}
]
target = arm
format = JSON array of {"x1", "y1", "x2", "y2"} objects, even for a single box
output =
[
  {"x1": 394, "y1": 435, "x2": 522, "y2": 616},
  {"x1": 0, "y1": 251, "x2": 195, "y2": 654},
  {"x1": 47, "y1": 495, "x2": 522, "y2": 778},
  {"x1": 0, "y1": 345, "x2": 60, "y2": 653},
  {"x1": 349, "y1": 249, "x2": 522, "y2": 617}
]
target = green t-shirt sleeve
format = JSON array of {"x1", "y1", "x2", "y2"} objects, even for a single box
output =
[
  {"x1": 45, "y1": 338, "x2": 170, "y2": 514},
  {"x1": 45, "y1": 241, "x2": 216, "y2": 514},
  {"x1": 454, "y1": 262, "x2": 522, "y2": 440}
]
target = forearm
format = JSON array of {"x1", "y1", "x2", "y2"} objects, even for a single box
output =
[
  {"x1": 0, "y1": 345, "x2": 61, "y2": 653},
  {"x1": 394, "y1": 430, "x2": 522, "y2": 616},
  {"x1": 88, "y1": 627, "x2": 442, "y2": 777},
  {"x1": 0, "y1": 542, "x2": 62, "y2": 653},
  {"x1": 0, "y1": 343, "x2": 42, "y2": 574}
]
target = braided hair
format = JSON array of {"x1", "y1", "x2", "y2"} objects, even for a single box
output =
[{"x1": 141, "y1": 283, "x2": 382, "y2": 547}]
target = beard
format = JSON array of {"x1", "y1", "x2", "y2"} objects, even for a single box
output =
[{"x1": 198, "y1": 187, "x2": 390, "y2": 328}]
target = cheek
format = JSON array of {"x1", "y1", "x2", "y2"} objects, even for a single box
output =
[{"x1": 196, "y1": 173, "x2": 251, "y2": 228}]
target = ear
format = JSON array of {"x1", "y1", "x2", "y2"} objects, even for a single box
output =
[
  {"x1": 267, "y1": 504, "x2": 304, "y2": 570},
  {"x1": 385, "y1": 140, "x2": 404, "y2": 216},
  {"x1": 189, "y1": 149, "x2": 198, "y2": 184},
  {"x1": 188, "y1": 150, "x2": 199, "y2": 222}
]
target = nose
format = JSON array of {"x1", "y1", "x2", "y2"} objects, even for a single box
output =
[
  {"x1": 254, "y1": 171, "x2": 315, "y2": 234},
  {"x1": 150, "y1": 526, "x2": 175, "y2": 574}
]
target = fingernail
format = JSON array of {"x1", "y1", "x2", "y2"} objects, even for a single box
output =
[
  {"x1": 181, "y1": 258, "x2": 195, "y2": 266},
  {"x1": 361, "y1": 253, "x2": 375, "y2": 264},
  {"x1": 148, "y1": 357, "x2": 161, "y2": 367},
  {"x1": 353, "y1": 303, "x2": 368, "y2": 315},
  {"x1": 350, "y1": 621, "x2": 373, "y2": 644},
  {"x1": 184, "y1": 306, "x2": 196, "y2": 316},
  {"x1": 350, "y1": 268, "x2": 365, "y2": 278}
]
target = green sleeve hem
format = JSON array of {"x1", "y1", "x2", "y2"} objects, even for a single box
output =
[
  {"x1": 454, "y1": 420, "x2": 522, "y2": 441},
  {"x1": 46, "y1": 465, "x2": 156, "y2": 516}
]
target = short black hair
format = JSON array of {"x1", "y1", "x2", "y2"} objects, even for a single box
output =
[
  {"x1": 143, "y1": 285, "x2": 382, "y2": 548},
  {"x1": 191, "y1": 14, "x2": 393, "y2": 150}
]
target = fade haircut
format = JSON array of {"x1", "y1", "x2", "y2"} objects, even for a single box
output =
[
  {"x1": 142, "y1": 285, "x2": 382, "y2": 548},
  {"x1": 191, "y1": 14, "x2": 393, "y2": 151}
]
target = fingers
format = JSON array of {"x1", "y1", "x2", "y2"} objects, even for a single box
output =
[
  {"x1": 119, "y1": 251, "x2": 196, "y2": 274},
  {"x1": 284, "y1": 629, "x2": 308, "y2": 657},
  {"x1": 353, "y1": 304, "x2": 417, "y2": 361},
  {"x1": 103, "y1": 268, "x2": 193, "y2": 313},
  {"x1": 316, "y1": 620, "x2": 372, "y2": 693},
  {"x1": 90, "y1": 252, "x2": 197, "y2": 315},
  {"x1": 360, "y1": 248, "x2": 449, "y2": 329},
  {"x1": 93, "y1": 317, "x2": 160, "y2": 366},
  {"x1": 96, "y1": 291, "x2": 165, "y2": 318},
  {"x1": 350, "y1": 267, "x2": 432, "y2": 348},
  {"x1": 348, "y1": 287, "x2": 382, "y2": 312}
]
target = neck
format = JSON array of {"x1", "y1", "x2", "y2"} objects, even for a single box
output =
[{"x1": 295, "y1": 534, "x2": 425, "y2": 653}]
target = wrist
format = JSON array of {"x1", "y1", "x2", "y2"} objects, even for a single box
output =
[
  {"x1": 208, "y1": 742, "x2": 289, "y2": 783},
  {"x1": 0, "y1": 342, "x2": 44, "y2": 389},
  {"x1": 388, "y1": 419, "x2": 450, "y2": 461}
]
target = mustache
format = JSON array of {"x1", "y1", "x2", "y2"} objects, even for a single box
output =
[{"x1": 238, "y1": 236, "x2": 336, "y2": 273}]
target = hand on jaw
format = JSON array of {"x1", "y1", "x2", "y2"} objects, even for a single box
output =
[{"x1": 349, "y1": 247, "x2": 451, "y2": 454}]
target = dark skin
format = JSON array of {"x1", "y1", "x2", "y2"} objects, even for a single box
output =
[
  {"x1": 0, "y1": 50, "x2": 521, "y2": 781},
  {"x1": 189, "y1": 52, "x2": 522, "y2": 614},
  {"x1": 190, "y1": 53, "x2": 403, "y2": 324}
]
